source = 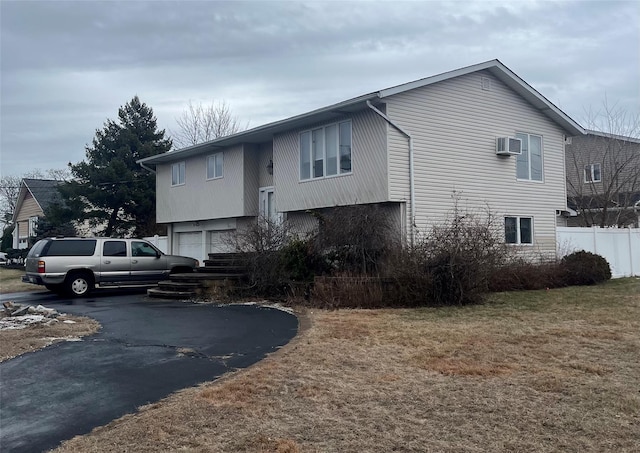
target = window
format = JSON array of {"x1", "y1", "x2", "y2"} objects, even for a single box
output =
[
  {"x1": 300, "y1": 120, "x2": 351, "y2": 180},
  {"x1": 584, "y1": 163, "x2": 601, "y2": 183},
  {"x1": 132, "y1": 241, "x2": 159, "y2": 257},
  {"x1": 172, "y1": 162, "x2": 185, "y2": 186},
  {"x1": 515, "y1": 133, "x2": 543, "y2": 181},
  {"x1": 103, "y1": 241, "x2": 127, "y2": 257},
  {"x1": 505, "y1": 217, "x2": 533, "y2": 245},
  {"x1": 28, "y1": 216, "x2": 39, "y2": 237},
  {"x1": 207, "y1": 153, "x2": 223, "y2": 180},
  {"x1": 44, "y1": 240, "x2": 97, "y2": 256}
]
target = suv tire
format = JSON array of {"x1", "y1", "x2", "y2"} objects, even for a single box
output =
[{"x1": 65, "y1": 272, "x2": 94, "y2": 297}]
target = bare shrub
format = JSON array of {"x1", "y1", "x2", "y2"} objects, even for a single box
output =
[
  {"x1": 386, "y1": 199, "x2": 510, "y2": 306},
  {"x1": 227, "y1": 217, "x2": 326, "y2": 298},
  {"x1": 488, "y1": 259, "x2": 567, "y2": 292},
  {"x1": 313, "y1": 204, "x2": 398, "y2": 275},
  {"x1": 309, "y1": 197, "x2": 510, "y2": 307}
]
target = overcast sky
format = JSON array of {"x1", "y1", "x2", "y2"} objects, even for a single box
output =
[{"x1": 1, "y1": 0, "x2": 638, "y2": 177}]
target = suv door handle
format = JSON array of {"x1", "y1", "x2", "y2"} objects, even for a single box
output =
[
  {"x1": 132, "y1": 260, "x2": 138, "y2": 264},
  {"x1": 104, "y1": 260, "x2": 111, "y2": 264}
]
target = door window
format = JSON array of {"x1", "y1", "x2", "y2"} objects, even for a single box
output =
[
  {"x1": 132, "y1": 241, "x2": 159, "y2": 257},
  {"x1": 103, "y1": 241, "x2": 127, "y2": 257}
]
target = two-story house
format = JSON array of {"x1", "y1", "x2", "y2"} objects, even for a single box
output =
[
  {"x1": 12, "y1": 178, "x2": 64, "y2": 249},
  {"x1": 139, "y1": 60, "x2": 584, "y2": 263},
  {"x1": 565, "y1": 130, "x2": 640, "y2": 227}
]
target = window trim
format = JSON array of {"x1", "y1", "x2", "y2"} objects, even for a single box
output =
[
  {"x1": 28, "y1": 216, "x2": 39, "y2": 237},
  {"x1": 206, "y1": 152, "x2": 224, "y2": 180},
  {"x1": 171, "y1": 161, "x2": 185, "y2": 187},
  {"x1": 515, "y1": 132, "x2": 544, "y2": 183},
  {"x1": 504, "y1": 216, "x2": 534, "y2": 246},
  {"x1": 299, "y1": 120, "x2": 352, "y2": 182},
  {"x1": 584, "y1": 163, "x2": 602, "y2": 183}
]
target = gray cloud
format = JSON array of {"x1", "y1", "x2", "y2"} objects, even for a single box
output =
[{"x1": 1, "y1": 0, "x2": 638, "y2": 177}]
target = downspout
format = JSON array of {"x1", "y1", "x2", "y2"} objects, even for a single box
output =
[{"x1": 366, "y1": 100, "x2": 415, "y2": 246}]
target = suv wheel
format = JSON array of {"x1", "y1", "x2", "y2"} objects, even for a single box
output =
[{"x1": 65, "y1": 272, "x2": 94, "y2": 297}]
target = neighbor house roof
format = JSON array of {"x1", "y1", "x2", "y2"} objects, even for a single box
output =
[
  {"x1": 12, "y1": 179, "x2": 65, "y2": 223},
  {"x1": 139, "y1": 59, "x2": 585, "y2": 168},
  {"x1": 585, "y1": 129, "x2": 640, "y2": 144}
]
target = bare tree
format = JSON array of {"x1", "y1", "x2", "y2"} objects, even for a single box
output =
[
  {"x1": 566, "y1": 100, "x2": 640, "y2": 227},
  {"x1": 171, "y1": 100, "x2": 248, "y2": 148}
]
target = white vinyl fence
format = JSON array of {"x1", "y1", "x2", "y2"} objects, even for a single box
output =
[
  {"x1": 143, "y1": 235, "x2": 168, "y2": 254},
  {"x1": 557, "y1": 227, "x2": 640, "y2": 278}
]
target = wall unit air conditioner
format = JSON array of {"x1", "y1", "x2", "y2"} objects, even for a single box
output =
[{"x1": 495, "y1": 137, "x2": 522, "y2": 156}]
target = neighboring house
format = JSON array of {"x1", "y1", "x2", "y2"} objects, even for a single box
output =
[
  {"x1": 565, "y1": 130, "x2": 640, "y2": 227},
  {"x1": 11, "y1": 179, "x2": 64, "y2": 249},
  {"x1": 139, "y1": 59, "x2": 583, "y2": 263}
]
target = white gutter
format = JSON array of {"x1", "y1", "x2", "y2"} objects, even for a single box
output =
[
  {"x1": 139, "y1": 161, "x2": 156, "y2": 174},
  {"x1": 366, "y1": 101, "x2": 415, "y2": 246}
]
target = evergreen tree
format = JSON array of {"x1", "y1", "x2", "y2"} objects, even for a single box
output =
[
  {"x1": 32, "y1": 202, "x2": 79, "y2": 243},
  {"x1": 63, "y1": 96, "x2": 171, "y2": 237}
]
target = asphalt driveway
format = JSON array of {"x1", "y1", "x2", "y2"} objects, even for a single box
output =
[{"x1": 0, "y1": 290, "x2": 298, "y2": 453}]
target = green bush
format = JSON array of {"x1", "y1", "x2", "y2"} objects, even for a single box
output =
[{"x1": 561, "y1": 250, "x2": 611, "y2": 286}]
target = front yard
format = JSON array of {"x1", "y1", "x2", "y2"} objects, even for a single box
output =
[
  {"x1": 52, "y1": 278, "x2": 639, "y2": 452},
  {"x1": 0, "y1": 266, "x2": 36, "y2": 293},
  {"x1": 0, "y1": 267, "x2": 100, "y2": 361}
]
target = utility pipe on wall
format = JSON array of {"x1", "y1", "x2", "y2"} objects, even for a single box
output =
[{"x1": 366, "y1": 100, "x2": 415, "y2": 246}]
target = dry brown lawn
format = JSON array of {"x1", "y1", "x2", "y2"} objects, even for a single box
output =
[
  {"x1": 52, "y1": 278, "x2": 640, "y2": 452},
  {"x1": 0, "y1": 266, "x2": 38, "y2": 294},
  {"x1": 0, "y1": 314, "x2": 100, "y2": 361},
  {"x1": 1, "y1": 267, "x2": 100, "y2": 361}
]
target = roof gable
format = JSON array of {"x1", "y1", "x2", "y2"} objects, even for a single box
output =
[{"x1": 12, "y1": 179, "x2": 65, "y2": 223}]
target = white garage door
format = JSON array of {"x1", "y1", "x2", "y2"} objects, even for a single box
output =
[
  {"x1": 177, "y1": 232, "x2": 202, "y2": 261},
  {"x1": 208, "y1": 229, "x2": 234, "y2": 254}
]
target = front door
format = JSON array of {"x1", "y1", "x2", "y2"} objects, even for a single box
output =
[{"x1": 259, "y1": 186, "x2": 278, "y2": 223}]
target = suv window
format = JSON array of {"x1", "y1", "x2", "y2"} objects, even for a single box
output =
[
  {"x1": 27, "y1": 240, "x2": 48, "y2": 258},
  {"x1": 44, "y1": 240, "x2": 97, "y2": 256},
  {"x1": 132, "y1": 241, "x2": 159, "y2": 257},
  {"x1": 103, "y1": 241, "x2": 127, "y2": 257}
]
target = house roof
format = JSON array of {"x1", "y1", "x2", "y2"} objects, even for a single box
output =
[
  {"x1": 585, "y1": 129, "x2": 640, "y2": 144},
  {"x1": 12, "y1": 179, "x2": 65, "y2": 223},
  {"x1": 139, "y1": 59, "x2": 585, "y2": 167}
]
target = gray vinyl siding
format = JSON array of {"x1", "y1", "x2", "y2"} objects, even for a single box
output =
[
  {"x1": 156, "y1": 145, "x2": 247, "y2": 223},
  {"x1": 258, "y1": 143, "x2": 274, "y2": 188},
  {"x1": 385, "y1": 70, "x2": 568, "y2": 255},
  {"x1": 243, "y1": 145, "x2": 259, "y2": 216},
  {"x1": 274, "y1": 109, "x2": 389, "y2": 212},
  {"x1": 566, "y1": 134, "x2": 640, "y2": 197}
]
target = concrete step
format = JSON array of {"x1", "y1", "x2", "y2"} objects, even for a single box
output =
[
  {"x1": 173, "y1": 272, "x2": 245, "y2": 282},
  {"x1": 199, "y1": 264, "x2": 247, "y2": 273},
  {"x1": 157, "y1": 280, "x2": 202, "y2": 290}
]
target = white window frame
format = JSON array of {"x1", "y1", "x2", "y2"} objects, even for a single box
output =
[
  {"x1": 171, "y1": 161, "x2": 185, "y2": 186},
  {"x1": 504, "y1": 216, "x2": 534, "y2": 245},
  {"x1": 584, "y1": 163, "x2": 601, "y2": 183},
  {"x1": 28, "y1": 216, "x2": 39, "y2": 237},
  {"x1": 206, "y1": 153, "x2": 224, "y2": 180},
  {"x1": 515, "y1": 132, "x2": 544, "y2": 182},
  {"x1": 299, "y1": 120, "x2": 352, "y2": 181}
]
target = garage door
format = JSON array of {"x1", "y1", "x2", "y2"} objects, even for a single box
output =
[
  {"x1": 177, "y1": 232, "x2": 202, "y2": 261},
  {"x1": 208, "y1": 230, "x2": 235, "y2": 254}
]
